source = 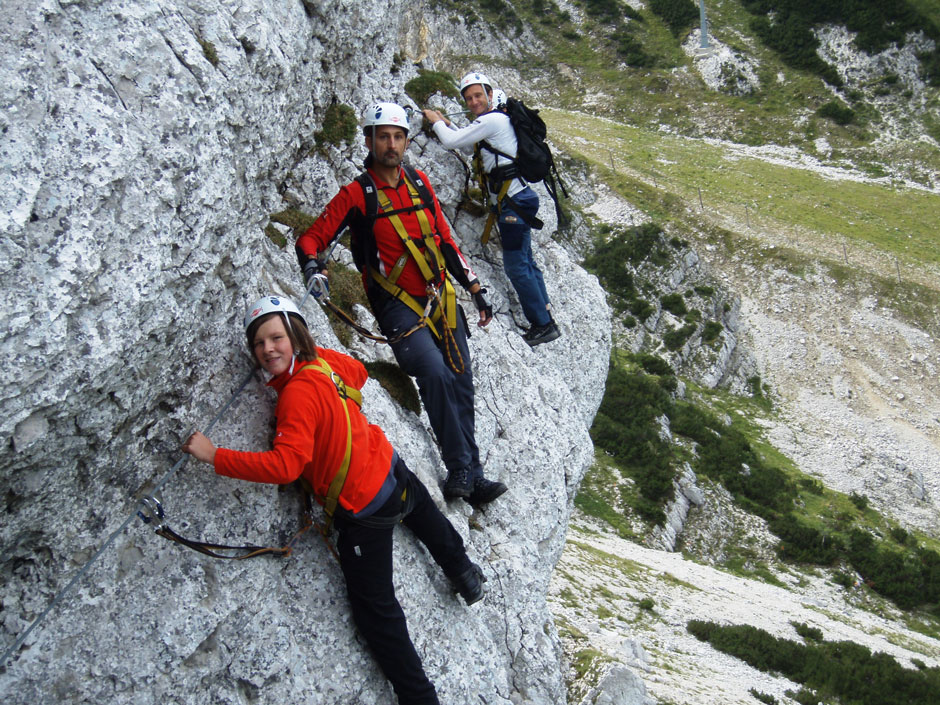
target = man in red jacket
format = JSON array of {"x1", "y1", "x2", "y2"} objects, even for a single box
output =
[{"x1": 296, "y1": 102, "x2": 507, "y2": 507}]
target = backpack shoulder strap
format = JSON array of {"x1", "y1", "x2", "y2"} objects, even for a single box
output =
[
  {"x1": 478, "y1": 140, "x2": 514, "y2": 162},
  {"x1": 355, "y1": 171, "x2": 379, "y2": 222},
  {"x1": 400, "y1": 164, "x2": 436, "y2": 220}
]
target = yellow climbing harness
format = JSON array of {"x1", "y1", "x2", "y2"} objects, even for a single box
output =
[
  {"x1": 366, "y1": 171, "x2": 458, "y2": 339},
  {"x1": 474, "y1": 146, "x2": 511, "y2": 246},
  {"x1": 297, "y1": 358, "x2": 362, "y2": 538}
]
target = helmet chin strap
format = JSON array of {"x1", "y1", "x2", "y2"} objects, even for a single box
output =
[{"x1": 282, "y1": 311, "x2": 297, "y2": 375}]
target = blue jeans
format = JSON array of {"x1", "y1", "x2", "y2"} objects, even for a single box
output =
[{"x1": 497, "y1": 187, "x2": 551, "y2": 327}]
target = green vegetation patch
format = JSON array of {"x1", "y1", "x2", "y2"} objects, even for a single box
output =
[
  {"x1": 315, "y1": 103, "x2": 357, "y2": 149},
  {"x1": 688, "y1": 619, "x2": 940, "y2": 705},
  {"x1": 575, "y1": 456, "x2": 643, "y2": 540},
  {"x1": 322, "y1": 263, "x2": 369, "y2": 349},
  {"x1": 263, "y1": 223, "x2": 287, "y2": 248},
  {"x1": 198, "y1": 37, "x2": 219, "y2": 67},
  {"x1": 742, "y1": 0, "x2": 940, "y2": 89},
  {"x1": 817, "y1": 100, "x2": 855, "y2": 126},
  {"x1": 847, "y1": 529, "x2": 940, "y2": 612},
  {"x1": 649, "y1": 0, "x2": 698, "y2": 37},
  {"x1": 582, "y1": 222, "x2": 674, "y2": 315},
  {"x1": 663, "y1": 323, "x2": 696, "y2": 351},
  {"x1": 405, "y1": 69, "x2": 459, "y2": 105},
  {"x1": 592, "y1": 360, "x2": 940, "y2": 613},
  {"x1": 671, "y1": 400, "x2": 796, "y2": 519},
  {"x1": 364, "y1": 360, "x2": 420, "y2": 415},
  {"x1": 269, "y1": 208, "x2": 316, "y2": 241},
  {"x1": 590, "y1": 354, "x2": 677, "y2": 524},
  {"x1": 544, "y1": 109, "x2": 940, "y2": 274}
]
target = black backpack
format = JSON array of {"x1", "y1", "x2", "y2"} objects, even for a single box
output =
[{"x1": 480, "y1": 98, "x2": 568, "y2": 225}]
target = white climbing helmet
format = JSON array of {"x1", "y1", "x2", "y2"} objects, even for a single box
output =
[
  {"x1": 362, "y1": 102, "x2": 410, "y2": 136},
  {"x1": 491, "y1": 88, "x2": 507, "y2": 109},
  {"x1": 459, "y1": 71, "x2": 492, "y2": 97},
  {"x1": 244, "y1": 295, "x2": 307, "y2": 334}
]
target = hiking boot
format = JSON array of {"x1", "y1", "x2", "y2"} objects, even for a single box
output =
[
  {"x1": 451, "y1": 562, "x2": 486, "y2": 606},
  {"x1": 442, "y1": 465, "x2": 473, "y2": 499},
  {"x1": 466, "y1": 476, "x2": 508, "y2": 507},
  {"x1": 523, "y1": 321, "x2": 560, "y2": 347}
]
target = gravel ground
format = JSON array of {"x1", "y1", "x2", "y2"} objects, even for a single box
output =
[
  {"x1": 551, "y1": 516, "x2": 940, "y2": 705},
  {"x1": 701, "y1": 248, "x2": 940, "y2": 535}
]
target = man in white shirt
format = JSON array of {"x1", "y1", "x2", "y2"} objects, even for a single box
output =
[{"x1": 423, "y1": 73, "x2": 560, "y2": 347}]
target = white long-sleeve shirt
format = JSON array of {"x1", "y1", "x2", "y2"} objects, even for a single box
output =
[{"x1": 431, "y1": 111, "x2": 527, "y2": 198}]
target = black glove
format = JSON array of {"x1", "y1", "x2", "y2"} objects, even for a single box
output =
[
  {"x1": 303, "y1": 258, "x2": 325, "y2": 286},
  {"x1": 303, "y1": 259, "x2": 329, "y2": 299},
  {"x1": 473, "y1": 289, "x2": 493, "y2": 323}
]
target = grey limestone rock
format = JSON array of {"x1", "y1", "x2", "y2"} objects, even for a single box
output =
[{"x1": 0, "y1": 2, "x2": 610, "y2": 703}]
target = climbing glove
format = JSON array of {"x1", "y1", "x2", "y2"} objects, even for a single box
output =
[
  {"x1": 473, "y1": 289, "x2": 493, "y2": 325},
  {"x1": 303, "y1": 259, "x2": 329, "y2": 299}
]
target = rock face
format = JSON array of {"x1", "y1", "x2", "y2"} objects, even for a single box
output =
[
  {"x1": 0, "y1": 2, "x2": 610, "y2": 703},
  {"x1": 683, "y1": 29, "x2": 761, "y2": 97},
  {"x1": 815, "y1": 26, "x2": 937, "y2": 140}
]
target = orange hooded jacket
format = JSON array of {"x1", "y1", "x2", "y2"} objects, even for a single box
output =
[{"x1": 214, "y1": 347, "x2": 394, "y2": 514}]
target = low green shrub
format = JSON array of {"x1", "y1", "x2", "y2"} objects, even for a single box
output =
[
  {"x1": 792, "y1": 621, "x2": 824, "y2": 642},
  {"x1": 818, "y1": 101, "x2": 855, "y2": 125},
  {"x1": 324, "y1": 263, "x2": 368, "y2": 348},
  {"x1": 629, "y1": 298, "x2": 655, "y2": 321},
  {"x1": 263, "y1": 223, "x2": 287, "y2": 248},
  {"x1": 770, "y1": 514, "x2": 843, "y2": 564},
  {"x1": 315, "y1": 103, "x2": 357, "y2": 148},
  {"x1": 590, "y1": 360, "x2": 677, "y2": 523},
  {"x1": 198, "y1": 37, "x2": 219, "y2": 66},
  {"x1": 269, "y1": 209, "x2": 316, "y2": 240},
  {"x1": 688, "y1": 619, "x2": 940, "y2": 705},
  {"x1": 405, "y1": 69, "x2": 458, "y2": 104},
  {"x1": 660, "y1": 292, "x2": 688, "y2": 316},
  {"x1": 365, "y1": 361, "x2": 420, "y2": 415},
  {"x1": 663, "y1": 323, "x2": 696, "y2": 351},
  {"x1": 671, "y1": 401, "x2": 795, "y2": 519},
  {"x1": 849, "y1": 491, "x2": 869, "y2": 511},
  {"x1": 847, "y1": 529, "x2": 940, "y2": 610},
  {"x1": 702, "y1": 321, "x2": 723, "y2": 343},
  {"x1": 649, "y1": 0, "x2": 698, "y2": 36},
  {"x1": 636, "y1": 353, "x2": 673, "y2": 377}
]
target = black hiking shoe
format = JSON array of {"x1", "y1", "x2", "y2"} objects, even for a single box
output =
[
  {"x1": 466, "y1": 476, "x2": 508, "y2": 507},
  {"x1": 443, "y1": 465, "x2": 473, "y2": 499},
  {"x1": 523, "y1": 321, "x2": 560, "y2": 347},
  {"x1": 451, "y1": 563, "x2": 486, "y2": 606}
]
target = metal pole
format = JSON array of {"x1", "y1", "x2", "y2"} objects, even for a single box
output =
[{"x1": 699, "y1": 1, "x2": 709, "y2": 49}]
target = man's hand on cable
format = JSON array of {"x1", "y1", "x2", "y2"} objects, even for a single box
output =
[
  {"x1": 303, "y1": 258, "x2": 329, "y2": 299},
  {"x1": 422, "y1": 109, "x2": 451, "y2": 127},
  {"x1": 471, "y1": 287, "x2": 493, "y2": 327}
]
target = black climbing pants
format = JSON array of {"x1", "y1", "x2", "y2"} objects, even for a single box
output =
[{"x1": 333, "y1": 456, "x2": 472, "y2": 705}]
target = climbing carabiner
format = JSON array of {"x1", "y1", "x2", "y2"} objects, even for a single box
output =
[{"x1": 137, "y1": 495, "x2": 166, "y2": 531}]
